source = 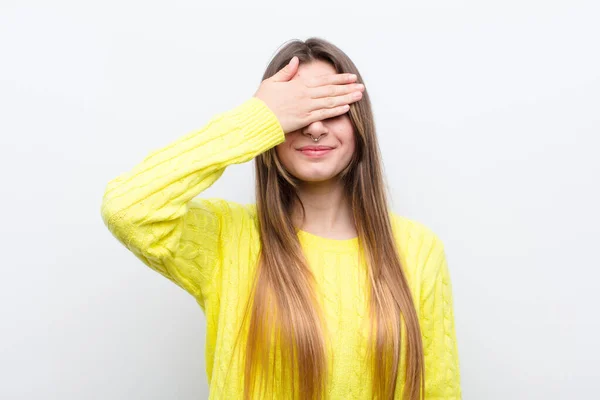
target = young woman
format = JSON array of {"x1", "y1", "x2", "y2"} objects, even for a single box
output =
[{"x1": 100, "y1": 38, "x2": 461, "y2": 400}]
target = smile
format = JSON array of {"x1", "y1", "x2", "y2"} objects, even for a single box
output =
[{"x1": 298, "y1": 148, "x2": 333, "y2": 157}]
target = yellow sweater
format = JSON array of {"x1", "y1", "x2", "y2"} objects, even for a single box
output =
[{"x1": 100, "y1": 97, "x2": 461, "y2": 399}]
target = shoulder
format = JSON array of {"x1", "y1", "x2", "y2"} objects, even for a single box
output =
[
  {"x1": 388, "y1": 211, "x2": 447, "y2": 287},
  {"x1": 389, "y1": 211, "x2": 445, "y2": 250}
]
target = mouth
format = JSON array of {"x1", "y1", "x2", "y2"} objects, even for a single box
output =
[
  {"x1": 296, "y1": 146, "x2": 334, "y2": 157},
  {"x1": 296, "y1": 145, "x2": 334, "y2": 151}
]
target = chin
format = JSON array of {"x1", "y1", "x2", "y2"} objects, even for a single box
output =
[
  {"x1": 298, "y1": 176, "x2": 331, "y2": 183},
  {"x1": 290, "y1": 167, "x2": 338, "y2": 182}
]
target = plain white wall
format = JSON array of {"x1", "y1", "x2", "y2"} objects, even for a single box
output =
[{"x1": 1, "y1": 1, "x2": 599, "y2": 398}]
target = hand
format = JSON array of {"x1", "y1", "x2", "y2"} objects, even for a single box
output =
[{"x1": 253, "y1": 56, "x2": 365, "y2": 134}]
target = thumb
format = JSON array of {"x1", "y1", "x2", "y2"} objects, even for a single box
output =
[{"x1": 270, "y1": 56, "x2": 299, "y2": 82}]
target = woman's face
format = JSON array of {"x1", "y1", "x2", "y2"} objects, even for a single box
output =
[{"x1": 275, "y1": 60, "x2": 356, "y2": 183}]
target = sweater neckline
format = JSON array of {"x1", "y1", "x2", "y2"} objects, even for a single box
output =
[{"x1": 296, "y1": 228, "x2": 359, "y2": 252}]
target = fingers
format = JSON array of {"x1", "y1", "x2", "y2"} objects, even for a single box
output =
[
  {"x1": 306, "y1": 83, "x2": 364, "y2": 111},
  {"x1": 308, "y1": 90, "x2": 363, "y2": 112},
  {"x1": 270, "y1": 56, "x2": 299, "y2": 83},
  {"x1": 306, "y1": 104, "x2": 351, "y2": 125},
  {"x1": 303, "y1": 73, "x2": 364, "y2": 112},
  {"x1": 306, "y1": 72, "x2": 357, "y2": 88},
  {"x1": 309, "y1": 83, "x2": 365, "y2": 99}
]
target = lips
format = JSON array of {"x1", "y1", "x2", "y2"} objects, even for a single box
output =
[
  {"x1": 297, "y1": 145, "x2": 334, "y2": 151},
  {"x1": 297, "y1": 147, "x2": 334, "y2": 158}
]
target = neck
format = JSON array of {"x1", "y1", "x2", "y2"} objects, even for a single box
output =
[{"x1": 292, "y1": 178, "x2": 356, "y2": 237}]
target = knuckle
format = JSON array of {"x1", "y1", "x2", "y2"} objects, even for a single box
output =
[
  {"x1": 304, "y1": 111, "x2": 315, "y2": 123},
  {"x1": 301, "y1": 106, "x2": 312, "y2": 118}
]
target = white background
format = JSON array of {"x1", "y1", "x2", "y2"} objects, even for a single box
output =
[{"x1": 1, "y1": 1, "x2": 599, "y2": 399}]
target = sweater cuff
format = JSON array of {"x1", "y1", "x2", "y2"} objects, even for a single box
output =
[{"x1": 224, "y1": 96, "x2": 286, "y2": 154}]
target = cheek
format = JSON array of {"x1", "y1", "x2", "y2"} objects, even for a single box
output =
[
  {"x1": 275, "y1": 133, "x2": 301, "y2": 158},
  {"x1": 275, "y1": 142, "x2": 288, "y2": 158},
  {"x1": 274, "y1": 142, "x2": 294, "y2": 168},
  {"x1": 340, "y1": 130, "x2": 356, "y2": 155},
  {"x1": 343, "y1": 141, "x2": 356, "y2": 163}
]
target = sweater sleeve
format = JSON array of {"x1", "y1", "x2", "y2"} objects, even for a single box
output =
[
  {"x1": 100, "y1": 97, "x2": 285, "y2": 309},
  {"x1": 419, "y1": 233, "x2": 462, "y2": 399}
]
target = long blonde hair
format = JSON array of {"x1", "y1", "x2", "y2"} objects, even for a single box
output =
[{"x1": 238, "y1": 37, "x2": 424, "y2": 400}]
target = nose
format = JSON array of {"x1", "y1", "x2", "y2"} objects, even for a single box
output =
[{"x1": 302, "y1": 120, "x2": 328, "y2": 140}]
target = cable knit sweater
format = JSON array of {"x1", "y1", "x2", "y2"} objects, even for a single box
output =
[{"x1": 100, "y1": 97, "x2": 461, "y2": 399}]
